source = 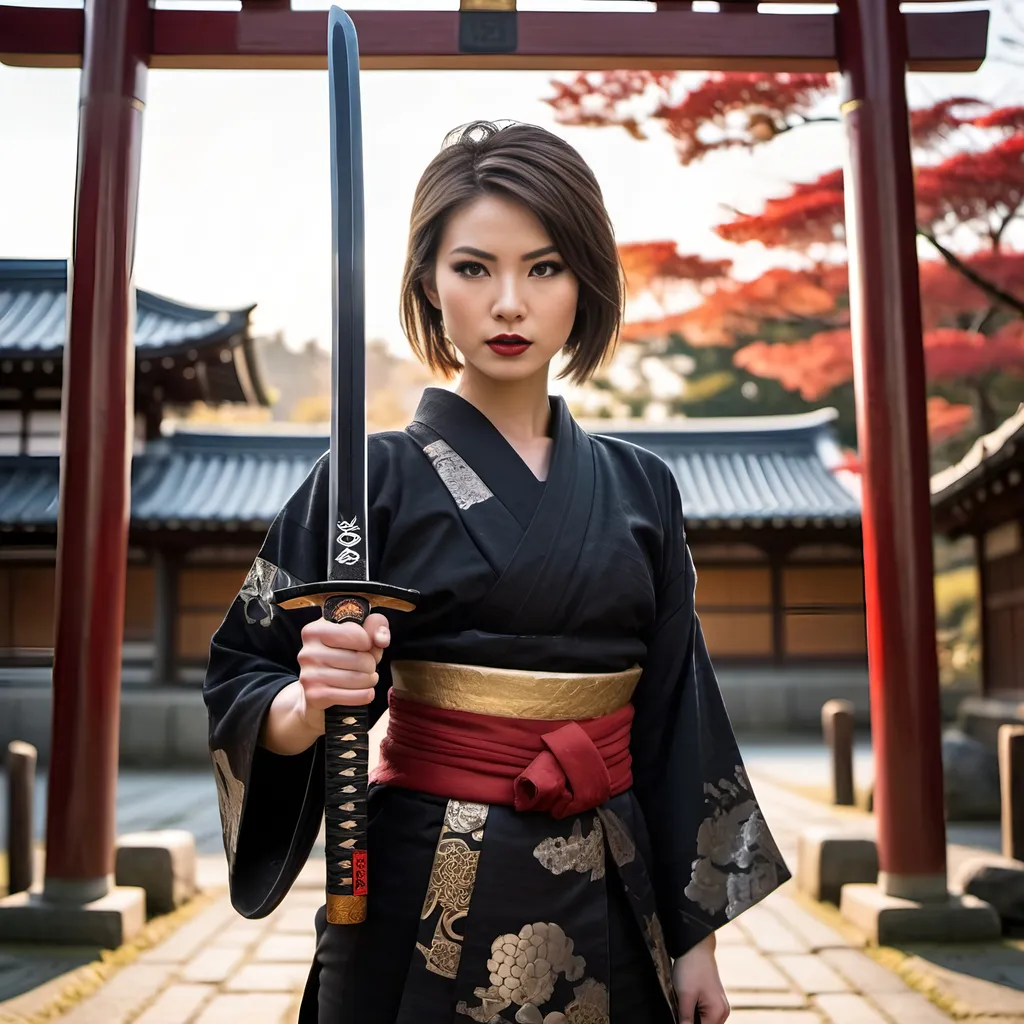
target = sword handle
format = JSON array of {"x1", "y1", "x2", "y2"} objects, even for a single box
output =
[{"x1": 323, "y1": 594, "x2": 371, "y2": 925}]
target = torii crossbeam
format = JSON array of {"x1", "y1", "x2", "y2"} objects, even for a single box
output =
[{"x1": 0, "y1": 0, "x2": 991, "y2": 945}]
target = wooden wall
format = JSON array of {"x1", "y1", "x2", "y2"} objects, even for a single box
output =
[{"x1": 0, "y1": 543, "x2": 868, "y2": 672}]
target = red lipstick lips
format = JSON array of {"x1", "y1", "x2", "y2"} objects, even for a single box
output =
[{"x1": 486, "y1": 334, "x2": 532, "y2": 357}]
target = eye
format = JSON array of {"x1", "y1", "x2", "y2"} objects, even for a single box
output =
[
  {"x1": 530, "y1": 260, "x2": 565, "y2": 279},
  {"x1": 453, "y1": 261, "x2": 488, "y2": 278}
]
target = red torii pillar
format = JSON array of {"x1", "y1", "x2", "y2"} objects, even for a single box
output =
[
  {"x1": 837, "y1": 0, "x2": 948, "y2": 903},
  {"x1": 43, "y1": 0, "x2": 150, "y2": 906}
]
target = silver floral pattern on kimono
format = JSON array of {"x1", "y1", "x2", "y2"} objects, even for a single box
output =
[
  {"x1": 211, "y1": 747, "x2": 245, "y2": 871},
  {"x1": 456, "y1": 921, "x2": 609, "y2": 1024},
  {"x1": 417, "y1": 800, "x2": 491, "y2": 979},
  {"x1": 533, "y1": 818, "x2": 605, "y2": 882},
  {"x1": 683, "y1": 765, "x2": 786, "y2": 920}
]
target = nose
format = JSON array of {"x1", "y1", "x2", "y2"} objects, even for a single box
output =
[{"x1": 491, "y1": 274, "x2": 526, "y2": 324}]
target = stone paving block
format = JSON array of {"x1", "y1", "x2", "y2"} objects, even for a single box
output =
[
  {"x1": 819, "y1": 948, "x2": 911, "y2": 994},
  {"x1": 729, "y1": 1013, "x2": 822, "y2": 1023},
  {"x1": 182, "y1": 946, "x2": 246, "y2": 983},
  {"x1": 254, "y1": 933, "x2": 317, "y2": 962},
  {"x1": 193, "y1": 993, "x2": 294, "y2": 1024},
  {"x1": 871, "y1": 991, "x2": 953, "y2": 1022},
  {"x1": 226, "y1": 962, "x2": 311, "y2": 992},
  {"x1": 267, "y1": 906, "x2": 318, "y2": 934},
  {"x1": 715, "y1": 946, "x2": 793, "y2": 991},
  {"x1": 816, "y1": 992, "x2": 890, "y2": 1023},
  {"x1": 728, "y1": 991, "x2": 809, "y2": 1009},
  {"x1": 139, "y1": 898, "x2": 237, "y2": 965},
  {"x1": 768, "y1": 894, "x2": 853, "y2": 951},
  {"x1": 740, "y1": 905, "x2": 809, "y2": 953},
  {"x1": 774, "y1": 953, "x2": 850, "y2": 994},
  {"x1": 57, "y1": 964, "x2": 171, "y2": 1024},
  {"x1": 216, "y1": 919, "x2": 272, "y2": 948},
  {"x1": 715, "y1": 920, "x2": 748, "y2": 945},
  {"x1": 132, "y1": 983, "x2": 216, "y2": 1024}
]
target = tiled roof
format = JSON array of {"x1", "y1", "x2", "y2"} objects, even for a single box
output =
[
  {"x1": 0, "y1": 260, "x2": 253, "y2": 356},
  {"x1": 930, "y1": 403, "x2": 1024, "y2": 504},
  {"x1": 600, "y1": 408, "x2": 861, "y2": 528},
  {"x1": 1, "y1": 408, "x2": 860, "y2": 533},
  {"x1": 0, "y1": 432, "x2": 326, "y2": 533}
]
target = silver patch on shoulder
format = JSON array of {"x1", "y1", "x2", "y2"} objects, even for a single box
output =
[
  {"x1": 239, "y1": 556, "x2": 303, "y2": 628},
  {"x1": 423, "y1": 439, "x2": 493, "y2": 510}
]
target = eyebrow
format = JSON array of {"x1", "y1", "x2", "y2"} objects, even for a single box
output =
[{"x1": 450, "y1": 245, "x2": 559, "y2": 262}]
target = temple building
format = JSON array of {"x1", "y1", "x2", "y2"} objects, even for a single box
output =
[
  {"x1": 0, "y1": 261, "x2": 872, "y2": 761},
  {"x1": 932, "y1": 406, "x2": 1024, "y2": 745}
]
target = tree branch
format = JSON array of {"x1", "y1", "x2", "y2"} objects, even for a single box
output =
[{"x1": 917, "y1": 228, "x2": 1024, "y2": 318}]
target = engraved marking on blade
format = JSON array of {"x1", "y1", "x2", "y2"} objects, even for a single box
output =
[{"x1": 334, "y1": 516, "x2": 362, "y2": 565}]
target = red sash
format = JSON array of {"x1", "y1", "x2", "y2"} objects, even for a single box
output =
[{"x1": 371, "y1": 690, "x2": 634, "y2": 818}]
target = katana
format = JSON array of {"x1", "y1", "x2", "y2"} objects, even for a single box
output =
[{"x1": 275, "y1": 7, "x2": 417, "y2": 927}]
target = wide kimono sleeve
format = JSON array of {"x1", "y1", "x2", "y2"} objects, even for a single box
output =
[
  {"x1": 202, "y1": 455, "x2": 395, "y2": 919},
  {"x1": 629, "y1": 467, "x2": 791, "y2": 959}
]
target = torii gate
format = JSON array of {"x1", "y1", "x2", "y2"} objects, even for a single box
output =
[{"x1": 0, "y1": 0, "x2": 990, "y2": 932}]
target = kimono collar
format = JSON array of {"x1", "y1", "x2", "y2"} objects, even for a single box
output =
[{"x1": 412, "y1": 387, "x2": 569, "y2": 528}]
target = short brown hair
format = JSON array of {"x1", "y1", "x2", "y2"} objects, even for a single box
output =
[{"x1": 399, "y1": 121, "x2": 623, "y2": 384}]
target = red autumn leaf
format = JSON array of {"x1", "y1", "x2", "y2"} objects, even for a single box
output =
[
  {"x1": 733, "y1": 328, "x2": 854, "y2": 401},
  {"x1": 923, "y1": 326, "x2": 1024, "y2": 380},
  {"x1": 915, "y1": 133, "x2": 1024, "y2": 235},
  {"x1": 678, "y1": 265, "x2": 847, "y2": 345},
  {"x1": 714, "y1": 172, "x2": 846, "y2": 250},
  {"x1": 544, "y1": 70, "x2": 676, "y2": 138},
  {"x1": 919, "y1": 252, "x2": 1024, "y2": 327},
  {"x1": 546, "y1": 70, "x2": 834, "y2": 165},
  {"x1": 909, "y1": 97, "x2": 988, "y2": 147},
  {"x1": 618, "y1": 241, "x2": 731, "y2": 300},
  {"x1": 972, "y1": 105, "x2": 1024, "y2": 133},
  {"x1": 926, "y1": 395, "x2": 975, "y2": 444}
]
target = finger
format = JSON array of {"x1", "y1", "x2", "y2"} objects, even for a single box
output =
[
  {"x1": 297, "y1": 643, "x2": 377, "y2": 677},
  {"x1": 302, "y1": 665, "x2": 379, "y2": 691},
  {"x1": 363, "y1": 612, "x2": 391, "y2": 650},
  {"x1": 677, "y1": 992, "x2": 697, "y2": 1024},
  {"x1": 698, "y1": 994, "x2": 730, "y2": 1024},
  {"x1": 305, "y1": 684, "x2": 376, "y2": 709},
  {"x1": 307, "y1": 619, "x2": 374, "y2": 652}
]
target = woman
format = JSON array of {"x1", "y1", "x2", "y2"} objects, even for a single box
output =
[{"x1": 205, "y1": 121, "x2": 789, "y2": 1024}]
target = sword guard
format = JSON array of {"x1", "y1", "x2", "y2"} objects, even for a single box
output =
[{"x1": 273, "y1": 579, "x2": 418, "y2": 615}]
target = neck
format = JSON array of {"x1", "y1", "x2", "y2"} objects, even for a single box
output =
[{"x1": 455, "y1": 365, "x2": 552, "y2": 441}]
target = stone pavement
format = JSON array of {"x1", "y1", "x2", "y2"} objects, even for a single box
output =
[{"x1": 6, "y1": 772, "x2": 1021, "y2": 1024}]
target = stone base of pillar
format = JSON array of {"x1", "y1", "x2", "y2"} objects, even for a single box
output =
[
  {"x1": 840, "y1": 883, "x2": 1001, "y2": 944},
  {"x1": 0, "y1": 886, "x2": 146, "y2": 948},
  {"x1": 796, "y1": 827, "x2": 879, "y2": 904},
  {"x1": 116, "y1": 829, "x2": 197, "y2": 916}
]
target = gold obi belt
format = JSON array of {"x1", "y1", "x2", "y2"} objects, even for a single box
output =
[{"x1": 372, "y1": 661, "x2": 643, "y2": 818}]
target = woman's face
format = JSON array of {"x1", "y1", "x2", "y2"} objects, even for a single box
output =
[{"x1": 424, "y1": 193, "x2": 579, "y2": 384}]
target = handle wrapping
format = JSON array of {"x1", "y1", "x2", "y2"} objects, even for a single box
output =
[{"x1": 323, "y1": 594, "x2": 371, "y2": 925}]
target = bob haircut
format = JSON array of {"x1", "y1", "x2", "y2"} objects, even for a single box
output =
[{"x1": 399, "y1": 121, "x2": 624, "y2": 384}]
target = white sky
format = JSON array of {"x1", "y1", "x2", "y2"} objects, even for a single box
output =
[{"x1": 0, "y1": 1, "x2": 1018, "y2": 359}]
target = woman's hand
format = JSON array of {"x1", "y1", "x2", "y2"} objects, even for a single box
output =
[
  {"x1": 673, "y1": 933, "x2": 730, "y2": 1024},
  {"x1": 295, "y1": 612, "x2": 391, "y2": 732},
  {"x1": 260, "y1": 612, "x2": 390, "y2": 756}
]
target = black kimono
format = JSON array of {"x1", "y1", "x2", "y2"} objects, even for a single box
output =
[{"x1": 204, "y1": 387, "x2": 789, "y2": 1024}]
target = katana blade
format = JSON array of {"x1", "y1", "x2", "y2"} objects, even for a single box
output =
[
  {"x1": 274, "y1": 7, "x2": 417, "y2": 931},
  {"x1": 328, "y1": 7, "x2": 369, "y2": 585}
]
